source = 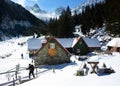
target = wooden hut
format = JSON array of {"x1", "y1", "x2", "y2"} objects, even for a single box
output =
[
  {"x1": 73, "y1": 37, "x2": 101, "y2": 55},
  {"x1": 34, "y1": 37, "x2": 71, "y2": 66}
]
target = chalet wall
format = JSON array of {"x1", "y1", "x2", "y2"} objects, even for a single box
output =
[{"x1": 35, "y1": 40, "x2": 70, "y2": 66}]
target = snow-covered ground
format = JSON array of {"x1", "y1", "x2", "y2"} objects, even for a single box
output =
[
  {"x1": 0, "y1": 37, "x2": 32, "y2": 85},
  {"x1": 0, "y1": 37, "x2": 120, "y2": 86}
]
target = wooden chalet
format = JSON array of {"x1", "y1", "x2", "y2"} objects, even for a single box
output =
[{"x1": 34, "y1": 37, "x2": 71, "y2": 66}]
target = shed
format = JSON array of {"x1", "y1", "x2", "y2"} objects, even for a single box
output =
[
  {"x1": 73, "y1": 37, "x2": 101, "y2": 55},
  {"x1": 107, "y1": 38, "x2": 120, "y2": 52},
  {"x1": 34, "y1": 37, "x2": 71, "y2": 66}
]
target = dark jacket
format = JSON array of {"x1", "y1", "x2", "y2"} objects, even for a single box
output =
[{"x1": 27, "y1": 64, "x2": 34, "y2": 72}]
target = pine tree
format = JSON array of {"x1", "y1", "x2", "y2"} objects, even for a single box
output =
[
  {"x1": 48, "y1": 18, "x2": 58, "y2": 36},
  {"x1": 58, "y1": 6, "x2": 74, "y2": 38},
  {"x1": 104, "y1": 0, "x2": 120, "y2": 36}
]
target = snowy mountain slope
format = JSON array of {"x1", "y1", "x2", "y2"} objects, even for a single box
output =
[
  {"x1": 0, "y1": 0, "x2": 46, "y2": 40},
  {"x1": 88, "y1": 27, "x2": 112, "y2": 46},
  {"x1": 72, "y1": 0, "x2": 104, "y2": 14}
]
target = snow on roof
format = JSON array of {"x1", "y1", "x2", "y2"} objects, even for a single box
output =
[
  {"x1": 72, "y1": 37, "x2": 80, "y2": 47},
  {"x1": 56, "y1": 38, "x2": 75, "y2": 48},
  {"x1": 83, "y1": 37, "x2": 101, "y2": 47},
  {"x1": 27, "y1": 38, "x2": 46, "y2": 50},
  {"x1": 107, "y1": 38, "x2": 120, "y2": 47}
]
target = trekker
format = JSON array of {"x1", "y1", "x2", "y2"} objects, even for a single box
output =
[
  {"x1": 21, "y1": 53, "x2": 23, "y2": 59},
  {"x1": 27, "y1": 64, "x2": 35, "y2": 79}
]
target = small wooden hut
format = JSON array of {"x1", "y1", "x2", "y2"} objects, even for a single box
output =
[{"x1": 73, "y1": 37, "x2": 101, "y2": 55}]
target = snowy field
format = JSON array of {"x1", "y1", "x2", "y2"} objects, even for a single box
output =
[{"x1": 0, "y1": 37, "x2": 120, "y2": 86}]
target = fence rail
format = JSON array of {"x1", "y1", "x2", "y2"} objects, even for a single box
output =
[
  {"x1": 0, "y1": 65, "x2": 50, "y2": 86},
  {"x1": 0, "y1": 68, "x2": 26, "y2": 75}
]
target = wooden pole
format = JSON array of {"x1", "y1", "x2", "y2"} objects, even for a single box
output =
[
  {"x1": 52, "y1": 66, "x2": 55, "y2": 73},
  {"x1": 13, "y1": 78, "x2": 15, "y2": 86},
  {"x1": 36, "y1": 67, "x2": 38, "y2": 77},
  {"x1": 18, "y1": 76, "x2": 21, "y2": 84},
  {"x1": 15, "y1": 71, "x2": 17, "y2": 80}
]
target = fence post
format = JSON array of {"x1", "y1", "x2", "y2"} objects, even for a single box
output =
[
  {"x1": 36, "y1": 67, "x2": 38, "y2": 77},
  {"x1": 6, "y1": 73, "x2": 10, "y2": 81},
  {"x1": 52, "y1": 66, "x2": 55, "y2": 73},
  {"x1": 15, "y1": 64, "x2": 20, "y2": 80},
  {"x1": 18, "y1": 76, "x2": 21, "y2": 84},
  {"x1": 13, "y1": 78, "x2": 15, "y2": 86},
  {"x1": 15, "y1": 71, "x2": 17, "y2": 80}
]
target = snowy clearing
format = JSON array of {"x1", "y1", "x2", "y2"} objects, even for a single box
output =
[{"x1": 0, "y1": 37, "x2": 120, "y2": 86}]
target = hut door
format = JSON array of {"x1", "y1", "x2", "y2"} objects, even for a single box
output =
[{"x1": 77, "y1": 49, "x2": 80, "y2": 55}]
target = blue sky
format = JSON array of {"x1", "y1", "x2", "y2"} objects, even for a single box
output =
[
  {"x1": 36, "y1": 0, "x2": 86, "y2": 12},
  {"x1": 11, "y1": 0, "x2": 87, "y2": 12}
]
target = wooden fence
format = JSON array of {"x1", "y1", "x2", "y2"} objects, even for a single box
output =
[{"x1": 0, "y1": 65, "x2": 51, "y2": 86}]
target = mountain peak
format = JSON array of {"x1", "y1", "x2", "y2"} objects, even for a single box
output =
[
  {"x1": 55, "y1": 7, "x2": 65, "y2": 15},
  {"x1": 26, "y1": 3, "x2": 47, "y2": 14},
  {"x1": 34, "y1": 3, "x2": 39, "y2": 8}
]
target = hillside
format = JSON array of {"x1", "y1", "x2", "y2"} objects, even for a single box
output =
[
  {"x1": 0, "y1": 0, "x2": 46, "y2": 40},
  {"x1": 72, "y1": 0, "x2": 103, "y2": 14}
]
